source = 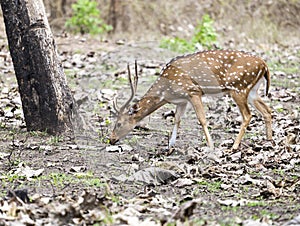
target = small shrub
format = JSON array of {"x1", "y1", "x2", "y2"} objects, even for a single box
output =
[
  {"x1": 192, "y1": 14, "x2": 218, "y2": 49},
  {"x1": 160, "y1": 14, "x2": 218, "y2": 52},
  {"x1": 65, "y1": 0, "x2": 112, "y2": 35},
  {"x1": 160, "y1": 36, "x2": 194, "y2": 53}
]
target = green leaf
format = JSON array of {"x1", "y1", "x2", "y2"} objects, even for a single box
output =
[
  {"x1": 65, "y1": 0, "x2": 113, "y2": 35},
  {"x1": 160, "y1": 14, "x2": 218, "y2": 52}
]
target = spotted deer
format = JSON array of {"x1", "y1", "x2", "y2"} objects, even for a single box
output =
[{"x1": 110, "y1": 50, "x2": 272, "y2": 150}]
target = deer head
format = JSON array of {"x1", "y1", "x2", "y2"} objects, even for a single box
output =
[{"x1": 110, "y1": 61, "x2": 139, "y2": 144}]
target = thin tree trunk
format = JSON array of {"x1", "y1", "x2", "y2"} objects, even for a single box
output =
[{"x1": 0, "y1": 0, "x2": 78, "y2": 136}]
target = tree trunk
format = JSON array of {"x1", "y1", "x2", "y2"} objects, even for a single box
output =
[
  {"x1": 0, "y1": 0, "x2": 78, "y2": 136},
  {"x1": 108, "y1": 0, "x2": 129, "y2": 33}
]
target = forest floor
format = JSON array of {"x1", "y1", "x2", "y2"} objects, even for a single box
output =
[{"x1": 0, "y1": 33, "x2": 299, "y2": 225}]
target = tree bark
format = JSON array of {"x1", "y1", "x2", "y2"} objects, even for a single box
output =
[
  {"x1": 0, "y1": 0, "x2": 78, "y2": 135},
  {"x1": 108, "y1": 0, "x2": 129, "y2": 33}
]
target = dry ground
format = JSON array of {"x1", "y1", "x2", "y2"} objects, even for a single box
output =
[
  {"x1": 0, "y1": 1, "x2": 300, "y2": 225},
  {"x1": 0, "y1": 35, "x2": 299, "y2": 225}
]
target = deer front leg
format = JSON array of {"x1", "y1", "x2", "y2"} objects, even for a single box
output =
[
  {"x1": 190, "y1": 95, "x2": 214, "y2": 149},
  {"x1": 169, "y1": 102, "x2": 188, "y2": 148}
]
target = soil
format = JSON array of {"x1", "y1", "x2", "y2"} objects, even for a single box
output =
[
  {"x1": 0, "y1": 34, "x2": 299, "y2": 225},
  {"x1": 0, "y1": 2, "x2": 300, "y2": 225}
]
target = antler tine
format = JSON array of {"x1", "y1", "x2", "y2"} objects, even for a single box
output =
[
  {"x1": 119, "y1": 62, "x2": 138, "y2": 112},
  {"x1": 112, "y1": 94, "x2": 119, "y2": 114},
  {"x1": 134, "y1": 60, "x2": 138, "y2": 93}
]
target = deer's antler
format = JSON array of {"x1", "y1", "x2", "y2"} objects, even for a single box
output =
[{"x1": 118, "y1": 61, "x2": 138, "y2": 113}]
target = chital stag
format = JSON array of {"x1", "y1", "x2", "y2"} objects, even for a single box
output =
[{"x1": 110, "y1": 50, "x2": 272, "y2": 150}]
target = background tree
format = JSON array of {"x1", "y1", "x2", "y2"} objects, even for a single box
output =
[{"x1": 0, "y1": 0, "x2": 79, "y2": 136}]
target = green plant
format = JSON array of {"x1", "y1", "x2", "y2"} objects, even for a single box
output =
[
  {"x1": 258, "y1": 210, "x2": 278, "y2": 220},
  {"x1": 47, "y1": 135, "x2": 64, "y2": 145},
  {"x1": 74, "y1": 171, "x2": 105, "y2": 187},
  {"x1": 191, "y1": 219, "x2": 206, "y2": 226},
  {"x1": 29, "y1": 130, "x2": 48, "y2": 137},
  {"x1": 221, "y1": 205, "x2": 240, "y2": 212},
  {"x1": 272, "y1": 169, "x2": 285, "y2": 176},
  {"x1": 246, "y1": 201, "x2": 267, "y2": 207},
  {"x1": 275, "y1": 105, "x2": 285, "y2": 113},
  {"x1": 85, "y1": 178, "x2": 105, "y2": 187},
  {"x1": 101, "y1": 207, "x2": 115, "y2": 225},
  {"x1": 125, "y1": 135, "x2": 139, "y2": 145},
  {"x1": 192, "y1": 14, "x2": 218, "y2": 49},
  {"x1": 2, "y1": 172, "x2": 25, "y2": 183},
  {"x1": 160, "y1": 14, "x2": 218, "y2": 52},
  {"x1": 65, "y1": 0, "x2": 113, "y2": 35},
  {"x1": 48, "y1": 173, "x2": 70, "y2": 187},
  {"x1": 160, "y1": 36, "x2": 195, "y2": 53},
  {"x1": 197, "y1": 179, "x2": 222, "y2": 192}
]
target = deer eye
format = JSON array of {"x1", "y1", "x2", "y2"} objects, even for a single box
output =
[
  {"x1": 128, "y1": 103, "x2": 140, "y2": 115},
  {"x1": 116, "y1": 123, "x2": 121, "y2": 128},
  {"x1": 128, "y1": 108, "x2": 135, "y2": 115}
]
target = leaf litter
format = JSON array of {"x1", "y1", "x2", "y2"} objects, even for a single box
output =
[{"x1": 0, "y1": 35, "x2": 299, "y2": 225}]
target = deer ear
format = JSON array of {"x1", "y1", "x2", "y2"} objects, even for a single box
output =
[{"x1": 128, "y1": 103, "x2": 140, "y2": 115}]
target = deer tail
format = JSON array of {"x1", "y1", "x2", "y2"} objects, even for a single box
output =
[{"x1": 264, "y1": 67, "x2": 271, "y2": 96}]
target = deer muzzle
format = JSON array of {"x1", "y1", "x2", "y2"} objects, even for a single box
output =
[{"x1": 109, "y1": 132, "x2": 119, "y2": 145}]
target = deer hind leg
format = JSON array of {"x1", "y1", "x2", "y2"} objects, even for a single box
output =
[
  {"x1": 190, "y1": 95, "x2": 214, "y2": 149},
  {"x1": 248, "y1": 91, "x2": 272, "y2": 141},
  {"x1": 230, "y1": 92, "x2": 252, "y2": 150},
  {"x1": 169, "y1": 102, "x2": 187, "y2": 147}
]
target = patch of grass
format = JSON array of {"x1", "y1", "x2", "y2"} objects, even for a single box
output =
[
  {"x1": 48, "y1": 173, "x2": 73, "y2": 188},
  {"x1": 100, "y1": 77, "x2": 128, "y2": 90},
  {"x1": 1, "y1": 172, "x2": 25, "y2": 183},
  {"x1": 98, "y1": 130, "x2": 110, "y2": 144},
  {"x1": 266, "y1": 47, "x2": 299, "y2": 89},
  {"x1": 244, "y1": 131, "x2": 260, "y2": 140},
  {"x1": 246, "y1": 200, "x2": 268, "y2": 207},
  {"x1": 221, "y1": 205, "x2": 240, "y2": 212},
  {"x1": 124, "y1": 135, "x2": 139, "y2": 146},
  {"x1": 84, "y1": 178, "x2": 104, "y2": 187},
  {"x1": 0, "y1": 122, "x2": 6, "y2": 129},
  {"x1": 160, "y1": 36, "x2": 195, "y2": 53},
  {"x1": 268, "y1": 56, "x2": 299, "y2": 88},
  {"x1": 242, "y1": 185, "x2": 250, "y2": 193},
  {"x1": 191, "y1": 219, "x2": 206, "y2": 226},
  {"x1": 65, "y1": 0, "x2": 112, "y2": 35},
  {"x1": 47, "y1": 136, "x2": 64, "y2": 145},
  {"x1": 272, "y1": 168, "x2": 285, "y2": 176},
  {"x1": 64, "y1": 69, "x2": 78, "y2": 89},
  {"x1": 268, "y1": 58, "x2": 299, "y2": 75},
  {"x1": 29, "y1": 130, "x2": 48, "y2": 137},
  {"x1": 0, "y1": 190, "x2": 7, "y2": 198},
  {"x1": 272, "y1": 76, "x2": 299, "y2": 89},
  {"x1": 38, "y1": 172, "x2": 105, "y2": 189},
  {"x1": 101, "y1": 207, "x2": 115, "y2": 225},
  {"x1": 160, "y1": 14, "x2": 218, "y2": 53},
  {"x1": 164, "y1": 223, "x2": 176, "y2": 226},
  {"x1": 274, "y1": 104, "x2": 285, "y2": 113},
  {"x1": 252, "y1": 209, "x2": 278, "y2": 221},
  {"x1": 197, "y1": 179, "x2": 222, "y2": 192},
  {"x1": 74, "y1": 170, "x2": 94, "y2": 179},
  {"x1": 74, "y1": 171, "x2": 105, "y2": 187},
  {"x1": 248, "y1": 171, "x2": 263, "y2": 178},
  {"x1": 64, "y1": 69, "x2": 76, "y2": 78},
  {"x1": 191, "y1": 14, "x2": 218, "y2": 49}
]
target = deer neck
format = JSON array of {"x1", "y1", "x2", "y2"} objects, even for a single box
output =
[
  {"x1": 133, "y1": 96, "x2": 166, "y2": 122},
  {"x1": 132, "y1": 82, "x2": 168, "y2": 122}
]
